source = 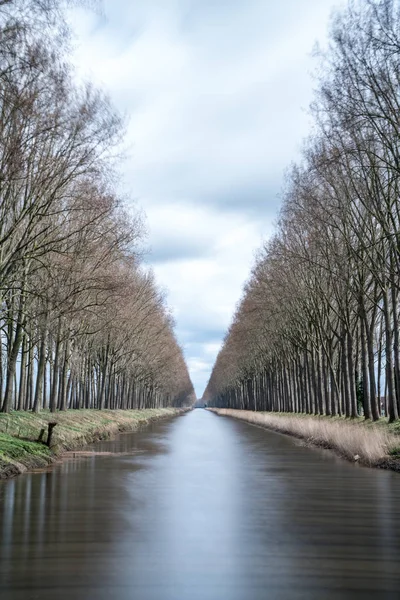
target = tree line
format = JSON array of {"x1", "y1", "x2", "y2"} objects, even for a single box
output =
[
  {"x1": 0, "y1": 0, "x2": 194, "y2": 413},
  {"x1": 204, "y1": 0, "x2": 400, "y2": 422}
]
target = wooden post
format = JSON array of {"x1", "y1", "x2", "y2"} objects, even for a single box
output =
[
  {"x1": 37, "y1": 428, "x2": 46, "y2": 443},
  {"x1": 46, "y1": 422, "x2": 57, "y2": 447}
]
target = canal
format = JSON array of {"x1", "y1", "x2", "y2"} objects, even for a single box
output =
[{"x1": 1, "y1": 409, "x2": 400, "y2": 599}]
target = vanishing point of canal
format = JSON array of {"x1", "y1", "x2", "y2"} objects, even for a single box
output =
[{"x1": 1, "y1": 410, "x2": 400, "y2": 600}]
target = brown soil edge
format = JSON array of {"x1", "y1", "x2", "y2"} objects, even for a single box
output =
[
  {"x1": 0, "y1": 408, "x2": 190, "y2": 481},
  {"x1": 208, "y1": 408, "x2": 400, "y2": 473}
]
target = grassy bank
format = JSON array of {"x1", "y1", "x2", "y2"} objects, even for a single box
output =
[
  {"x1": 209, "y1": 408, "x2": 400, "y2": 470},
  {"x1": 0, "y1": 408, "x2": 187, "y2": 479}
]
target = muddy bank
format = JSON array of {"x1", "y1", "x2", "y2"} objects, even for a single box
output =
[
  {"x1": 209, "y1": 408, "x2": 400, "y2": 471},
  {"x1": 0, "y1": 408, "x2": 189, "y2": 479}
]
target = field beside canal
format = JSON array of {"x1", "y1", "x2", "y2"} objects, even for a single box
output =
[
  {"x1": 209, "y1": 409, "x2": 400, "y2": 470},
  {"x1": 0, "y1": 408, "x2": 187, "y2": 479}
]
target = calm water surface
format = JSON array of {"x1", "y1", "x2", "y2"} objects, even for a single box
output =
[{"x1": 1, "y1": 410, "x2": 400, "y2": 599}]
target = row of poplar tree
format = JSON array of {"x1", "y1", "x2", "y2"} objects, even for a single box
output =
[
  {"x1": 0, "y1": 1, "x2": 195, "y2": 413},
  {"x1": 204, "y1": 0, "x2": 400, "y2": 422}
]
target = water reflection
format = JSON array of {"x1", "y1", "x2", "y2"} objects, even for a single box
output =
[{"x1": 1, "y1": 410, "x2": 400, "y2": 599}]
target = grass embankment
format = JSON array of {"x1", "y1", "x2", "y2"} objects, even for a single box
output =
[
  {"x1": 210, "y1": 408, "x2": 400, "y2": 470},
  {"x1": 0, "y1": 408, "x2": 186, "y2": 479}
]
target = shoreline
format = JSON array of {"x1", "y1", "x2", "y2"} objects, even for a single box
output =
[
  {"x1": 208, "y1": 408, "x2": 400, "y2": 473},
  {"x1": 0, "y1": 408, "x2": 189, "y2": 480}
]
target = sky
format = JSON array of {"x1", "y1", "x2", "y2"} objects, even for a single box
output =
[{"x1": 67, "y1": 0, "x2": 344, "y2": 398}]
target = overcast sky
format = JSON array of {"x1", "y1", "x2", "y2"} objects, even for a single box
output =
[{"x1": 68, "y1": 0, "x2": 344, "y2": 398}]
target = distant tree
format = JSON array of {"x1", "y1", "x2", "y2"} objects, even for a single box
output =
[
  {"x1": 0, "y1": 0, "x2": 194, "y2": 412},
  {"x1": 205, "y1": 0, "x2": 400, "y2": 422}
]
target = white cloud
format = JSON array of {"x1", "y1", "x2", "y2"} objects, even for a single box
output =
[
  {"x1": 67, "y1": 0, "x2": 345, "y2": 396},
  {"x1": 147, "y1": 205, "x2": 272, "y2": 392}
]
